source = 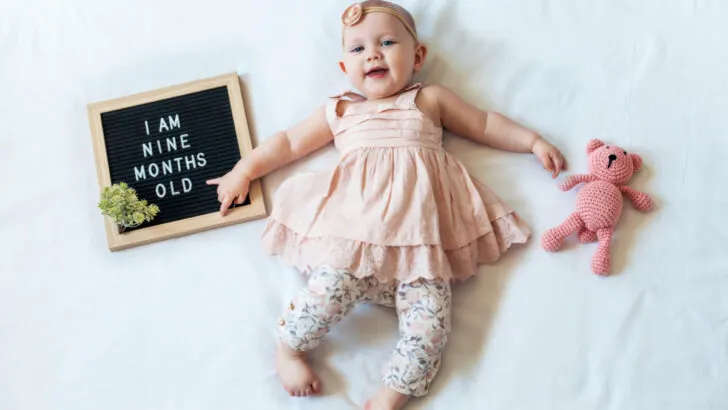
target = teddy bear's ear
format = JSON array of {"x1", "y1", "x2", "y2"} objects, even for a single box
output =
[
  {"x1": 586, "y1": 139, "x2": 605, "y2": 154},
  {"x1": 631, "y1": 153, "x2": 643, "y2": 171}
]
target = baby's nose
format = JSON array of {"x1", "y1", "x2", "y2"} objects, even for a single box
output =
[{"x1": 609, "y1": 154, "x2": 617, "y2": 161}]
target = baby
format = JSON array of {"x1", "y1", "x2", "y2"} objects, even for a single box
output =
[{"x1": 207, "y1": 1, "x2": 566, "y2": 408}]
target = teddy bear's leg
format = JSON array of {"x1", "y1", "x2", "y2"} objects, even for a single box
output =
[
  {"x1": 541, "y1": 213, "x2": 584, "y2": 252},
  {"x1": 578, "y1": 228, "x2": 597, "y2": 243},
  {"x1": 591, "y1": 228, "x2": 614, "y2": 276}
]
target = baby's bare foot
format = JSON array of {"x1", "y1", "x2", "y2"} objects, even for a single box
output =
[
  {"x1": 275, "y1": 343, "x2": 320, "y2": 397},
  {"x1": 364, "y1": 386, "x2": 409, "y2": 410}
]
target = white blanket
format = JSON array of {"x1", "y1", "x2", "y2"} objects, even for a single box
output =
[{"x1": 2, "y1": 0, "x2": 727, "y2": 409}]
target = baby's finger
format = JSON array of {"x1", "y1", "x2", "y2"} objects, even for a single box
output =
[
  {"x1": 235, "y1": 193, "x2": 246, "y2": 205},
  {"x1": 551, "y1": 152, "x2": 564, "y2": 178},
  {"x1": 219, "y1": 195, "x2": 233, "y2": 216},
  {"x1": 541, "y1": 153, "x2": 554, "y2": 172},
  {"x1": 550, "y1": 156, "x2": 561, "y2": 178},
  {"x1": 206, "y1": 178, "x2": 220, "y2": 185}
]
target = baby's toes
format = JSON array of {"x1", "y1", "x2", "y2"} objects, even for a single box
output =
[{"x1": 311, "y1": 380, "x2": 321, "y2": 394}]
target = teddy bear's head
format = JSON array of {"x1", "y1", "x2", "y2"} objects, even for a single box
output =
[{"x1": 586, "y1": 139, "x2": 642, "y2": 185}]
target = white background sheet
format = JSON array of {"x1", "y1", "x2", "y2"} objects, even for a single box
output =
[{"x1": 2, "y1": 0, "x2": 727, "y2": 409}]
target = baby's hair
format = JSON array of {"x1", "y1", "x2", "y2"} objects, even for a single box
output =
[
  {"x1": 341, "y1": 1, "x2": 418, "y2": 43},
  {"x1": 361, "y1": 1, "x2": 417, "y2": 38}
]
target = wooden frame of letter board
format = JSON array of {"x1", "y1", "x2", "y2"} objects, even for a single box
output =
[{"x1": 87, "y1": 72, "x2": 267, "y2": 251}]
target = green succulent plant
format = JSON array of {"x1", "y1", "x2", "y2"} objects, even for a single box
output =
[{"x1": 98, "y1": 182, "x2": 160, "y2": 232}]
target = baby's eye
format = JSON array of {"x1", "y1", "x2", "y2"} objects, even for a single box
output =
[
  {"x1": 350, "y1": 46, "x2": 364, "y2": 53},
  {"x1": 381, "y1": 40, "x2": 396, "y2": 47}
]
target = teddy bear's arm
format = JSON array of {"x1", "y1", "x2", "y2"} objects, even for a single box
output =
[
  {"x1": 619, "y1": 186, "x2": 652, "y2": 212},
  {"x1": 558, "y1": 174, "x2": 598, "y2": 191}
]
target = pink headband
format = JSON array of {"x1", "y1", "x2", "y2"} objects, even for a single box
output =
[{"x1": 341, "y1": 3, "x2": 418, "y2": 41}]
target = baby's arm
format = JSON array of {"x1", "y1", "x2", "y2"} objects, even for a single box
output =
[
  {"x1": 420, "y1": 85, "x2": 566, "y2": 177},
  {"x1": 206, "y1": 105, "x2": 334, "y2": 215}
]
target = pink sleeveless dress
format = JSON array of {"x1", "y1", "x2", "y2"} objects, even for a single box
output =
[{"x1": 260, "y1": 83, "x2": 531, "y2": 283}]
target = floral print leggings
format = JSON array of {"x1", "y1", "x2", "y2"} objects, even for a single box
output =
[{"x1": 277, "y1": 266, "x2": 452, "y2": 397}]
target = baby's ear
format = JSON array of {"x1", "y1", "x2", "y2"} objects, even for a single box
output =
[
  {"x1": 413, "y1": 44, "x2": 428, "y2": 72},
  {"x1": 631, "y1": 153, "x2": 643, "y2": 171},
  {"x1": 587, "y1": 139, "x2": 605, "y2": 154}
]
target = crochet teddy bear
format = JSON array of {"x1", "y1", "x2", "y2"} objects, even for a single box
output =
[{"x1": 541, "y1": 139, "x2": 653, "y2": 276}]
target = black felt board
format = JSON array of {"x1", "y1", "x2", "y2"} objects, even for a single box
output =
[{"x1": 100, "y1": 86, "x2": 248, "y2": 230}]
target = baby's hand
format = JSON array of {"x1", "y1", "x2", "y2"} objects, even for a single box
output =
[
  {"x1": 532, "y1": 137, "x2": 567, "y2": 178},
  {"x1": 206, "y1": 169, "x2": 251, "y2": 216}
]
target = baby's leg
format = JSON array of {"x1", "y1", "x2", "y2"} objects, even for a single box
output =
[
  {"x1": 366, "y1": 279, "x2": 452, "y2": 409},
  {"x1": 276, "y1": 266, "x2": 368, "y2": 397}
]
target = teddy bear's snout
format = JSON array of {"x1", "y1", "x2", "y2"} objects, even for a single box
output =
[{"x1": 607, "y1": 154, "x2": 617, "y2": 168}]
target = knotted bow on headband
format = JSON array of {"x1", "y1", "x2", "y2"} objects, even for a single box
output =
[{"x1": 341, "y1": 2, "x2": 418, "y2": 41}]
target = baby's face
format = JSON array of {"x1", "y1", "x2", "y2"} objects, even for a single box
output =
[{"x1": 340, "y1": 12, "x2": 425, "y2": 99}]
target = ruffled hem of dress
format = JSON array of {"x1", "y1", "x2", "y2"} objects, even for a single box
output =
[{"x1": 260, "y1": 214, "x2": 531, "y2": 284}]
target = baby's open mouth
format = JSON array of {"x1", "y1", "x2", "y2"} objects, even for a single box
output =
[{"x1": 366, "y1": 67, "x2": 389, "y2": 78}]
